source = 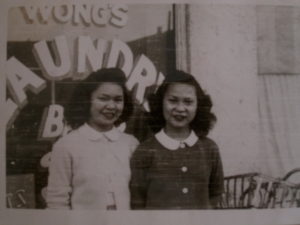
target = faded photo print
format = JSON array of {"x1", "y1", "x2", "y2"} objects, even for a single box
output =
[{"x1": 5, "y1": 2, "x2": 300, "y2": 210}]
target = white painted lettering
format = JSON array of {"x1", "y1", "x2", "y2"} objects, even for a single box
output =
[
  {"x1": 106, "y1": 39, "x2": 133, "y2": 77},
  {"x1": 21, "y1": 6, "x2": 38, "y2": 23},
  {"x1": 33, "y1": 35, "x2": 71, "y2": 80},
  {"x1": 92, "y1": 5, "x2": 109, "y2": 26},
  {"x1": 39, "y1": 104, "x2": 64, "y2": 138},
  {"x1": 73, "y1": 4, "x2": 92, "y2": 25},
  {"x1": 53, "y1": 5, "x2": 73, "y2": 23},
  {"x1": 127, "y1": 55, "x2": 157, "y2": 103},
  {"x1": 111, "y1": 4, "x2": 128, "y2": 27},
  {"x1": 38, "y1": 5, "x2": 52, "y2": 24},
  {"x1": 77, "y1": 36, "x2": 107, "y2": 73},
  {"x1": 5, "y1": 98, "x2": 19, "y2": 128},
  {"x1": 6, "y1": 57, "x2": 46, "y2": 106}
]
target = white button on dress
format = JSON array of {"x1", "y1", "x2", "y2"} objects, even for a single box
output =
[
  {"x1": 179, "y1": 142, "x2": 186, "y2": 148},
  {"x1": 181, "y1": 166, "x2": 188, "y2": 172},
  {"x1": 182, "y1": 187, "x2": 189, "y2": 194}
]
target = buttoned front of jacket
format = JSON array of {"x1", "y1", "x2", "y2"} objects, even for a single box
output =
[
  {"x1": 47, "y1": 124, "x2": 139, "y2": 210},
  {"x1": 130, "y1": 132, "x2": 224, "y2": 209}
]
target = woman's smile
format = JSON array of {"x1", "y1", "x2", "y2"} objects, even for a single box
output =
[
  {"x1": 101, "y1": 111, "x2": 117, "y2": 120},
  {"x1": 172, "y1": 114, "x2": 186, "y2": 121}
]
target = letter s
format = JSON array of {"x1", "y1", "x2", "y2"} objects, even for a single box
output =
[{"x1": 110, "y1": 4, "x2": 128, "y2": 27}]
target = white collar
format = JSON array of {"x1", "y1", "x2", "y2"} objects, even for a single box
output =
[
  {"x1": 155, "y1": 129, "x2": 198, "y2": 150},
  {"x1": 79, "y1": 123, "x2": 120, "y2": 142}
]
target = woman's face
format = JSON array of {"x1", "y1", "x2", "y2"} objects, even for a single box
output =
[
  {"x1": 163, "y1": 83, "x2": 197, "y2": 132},
  {"x1": 88, "y1": 82, "x2": 124, "y2": 132}
]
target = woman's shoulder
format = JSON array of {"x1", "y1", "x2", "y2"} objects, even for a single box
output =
[
  {"x1": 52, "y1": 129, "x2": 83, "y2": 150},
  {"x1": 118, "y1": 131, "x2": 140, "y2": 147},
  {"x1": 197, "y1": 136, "x2": 219, "y2": 152},
  {"x1": 133, "y1": 135, "x2": 159, "y2": 154},
  {"x1": 130, "y1": 136, "x2": 157, "y2": 161},
  {"x1": 119, "y1": 131, "x2": 138, "y2": 141},
  {"x1": 137, "y1": 135, "x2": 157, "y2": 146}
]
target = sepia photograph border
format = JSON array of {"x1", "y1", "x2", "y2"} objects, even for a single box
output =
[{"x1": 1, "y1": 0, "x2": 300, "y2": 225}]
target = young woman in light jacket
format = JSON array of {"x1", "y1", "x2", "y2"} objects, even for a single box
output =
[{"x1": 47, "y1": 68, "x2": 139, "y2": 210}]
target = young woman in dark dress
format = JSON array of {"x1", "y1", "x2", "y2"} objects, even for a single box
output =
[{"x1": 130, "y1": 70, "x2": 224, "y2": 209}]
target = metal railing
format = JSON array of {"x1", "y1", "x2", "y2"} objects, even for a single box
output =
[{"x1": 218, "y1": 169, "x2": 300, "y2": 209}]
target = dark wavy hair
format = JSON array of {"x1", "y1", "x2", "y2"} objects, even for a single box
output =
[
  {"x1": 148, "y1": 70, "x2": 216, "y2": 137},
  {"x1": 64, "y1": 68, "x2": 134, "y2": 130}
]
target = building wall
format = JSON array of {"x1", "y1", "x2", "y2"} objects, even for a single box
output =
[
  {"x1": 188, "y1": 5, "x2": 259, "y2": 176},
  {"x1": 257, "y1": 5, "x2": 300, "y2": 177}
]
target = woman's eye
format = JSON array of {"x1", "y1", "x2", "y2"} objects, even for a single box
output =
[
  {"x1": 97, "y1": 97, "x2": 109, "y2": 101},
  {"x1": 115, "y1": 98, "x2": 124, "y2": 103},
  {"x1": 184, "y1": 100, "x2": 193, "y2": 105},
  {"x1": 168, "y1": 98, "x2": 177, "y2": 103}
]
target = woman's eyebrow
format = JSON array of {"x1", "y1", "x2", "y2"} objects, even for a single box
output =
[
  {"x1": 184, "y1": 97, "x2": 194, "y2": 99},
  {"x1": 98, "y1": 93, "x2": 123, "y2": 97},
  {"x1": 166, "y1": 94, "x2": 178, "y2": 97}
]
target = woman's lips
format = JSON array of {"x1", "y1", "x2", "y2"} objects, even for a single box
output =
[
  {"x1": 102, "y1": 112, "x2": 116, "y2": 119},
  {"x1": 173, "y1": 115, "x2": 186, "y2": 121}
]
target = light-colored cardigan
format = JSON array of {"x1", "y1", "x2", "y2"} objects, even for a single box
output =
[{"x1": 47, "y1": 123, "x2": 139, "y2": 210}]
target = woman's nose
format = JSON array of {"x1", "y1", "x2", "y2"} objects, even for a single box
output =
[
  {"x1": 106, "y1": 100, "x2": 116, "y2": 109},
  {"x1": 174, "y1": 102, "x2": 185, "y2": 111}
]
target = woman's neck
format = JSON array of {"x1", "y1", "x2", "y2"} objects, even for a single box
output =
[
  {"x1": 164, "y1": 126, "x2": 191, "y2": 141},
  {"x1": 87, "y1": 121, "x2": 113, "y2": 133}
]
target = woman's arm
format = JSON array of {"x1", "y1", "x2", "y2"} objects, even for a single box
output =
[
  {"x1": 208, "y1": 142, "x2": 225, "y2": 209},
  {"x1": 46, "y1": 140, "x2": 73, "y2": 209},
  {"x1": 129, "y1": 143, "x2": 153, "y2": 209}
]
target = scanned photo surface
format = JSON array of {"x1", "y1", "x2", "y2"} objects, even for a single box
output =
[
  {"x1": 6, "y1": 3, "x2": 176, "y2": 209},
  {"x1": 3, "y1": 0, "x2": 300, "y2": 220}
]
